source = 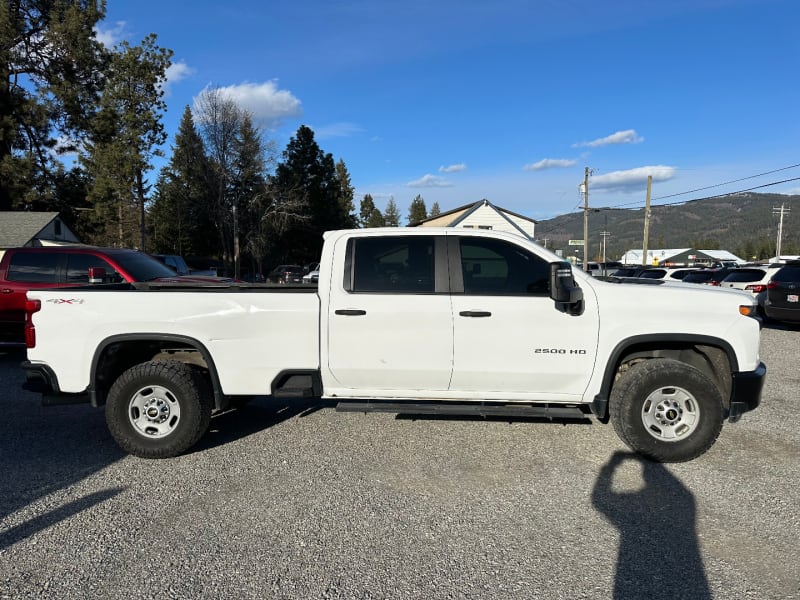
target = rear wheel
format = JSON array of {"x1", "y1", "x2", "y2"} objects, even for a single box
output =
[
  {"x1": 610, "y1": 358, "x2": 724, "y2": 462},
  {"x1": 106, "y1": 360, "x2": 212, "y2": 459}
]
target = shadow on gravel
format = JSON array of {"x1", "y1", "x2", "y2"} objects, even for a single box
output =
[
  {"x1": 0, "y1": 488, "x2": 125, "y2": 551},
  {"x1": 191, "y1": 396, "x2": 337, "y2": 454},
  {"x1": 0, "y1": 348, "x2": 127, "y2": 551},
  {"x1": 591, "y1": 451, "x2": 711, "y2": 600}
]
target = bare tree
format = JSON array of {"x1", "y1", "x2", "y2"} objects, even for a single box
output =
[{"x1": 194, "y1": 87, "x2": 243, "y2": 264}]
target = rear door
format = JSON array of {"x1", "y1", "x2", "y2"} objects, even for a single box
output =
[
  {"x1": 325, "y1": 233, "x2": 453, "y2": 393},
  {"x1": 448, "y1": 233, "x2": 599, "y2": 400}
]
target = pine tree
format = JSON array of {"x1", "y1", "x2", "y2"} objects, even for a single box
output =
[
  {"x1": 271, "y1": 125, "x2": 349, "y2": 262},
  {"x1": 335, "y1": 159, "x2": 357, "y2": 228},
  {"x1": 148, "y1": 106, "x2": 216, "y2": 257},
  {"x1": 0, "y1": 0, "x2": 106, "y2": 210},
  {"x1": 81, "y1": 34, "x2": 172, "y2": 249},
  {"x1": 408, "y1": 195, "x2": 427, "y2": 224},
  {"x1": 359, "y1": 194, "x2": 376, "y2": 227},
  {"x1": 429, "y1": 202, "x2": 441, "y2": 217},
  {"x1": 384, "y1": 197, "x2": 400, "y2": 227}
]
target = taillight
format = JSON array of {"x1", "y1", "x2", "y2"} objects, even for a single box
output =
[
  {"x1": 24, "y1": 299, "x2": 41, "y2": 348},
  {"x1": 766, "y1": 281, "x2": 778, "y2": 290},
  {"x1": 745, "y1": 284, "x2": 766, "y2": 293},
  {"x1": 709, "y1": 281, "x2": 721, "y2": 286}
]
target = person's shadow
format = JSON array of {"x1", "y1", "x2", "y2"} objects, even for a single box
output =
[{"x1": 591, "y1": 451, "x2": 711, "y2": 600}]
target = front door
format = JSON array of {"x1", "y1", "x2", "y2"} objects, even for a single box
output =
[{"x1": 449, "y1": 235, "x2": 598, "y2": 401}]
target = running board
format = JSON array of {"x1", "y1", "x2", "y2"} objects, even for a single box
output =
[{"x1": 335, "y1": 400, "x2": 587, "y2": 420}]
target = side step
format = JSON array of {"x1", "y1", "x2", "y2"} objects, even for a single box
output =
[{"x1": 335, "y1": 400, "x2": 587, "y2": 420}]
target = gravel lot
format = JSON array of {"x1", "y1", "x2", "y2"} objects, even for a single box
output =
[{"x1": 0, "y1": 325, "x2": 798, "y2": 599}]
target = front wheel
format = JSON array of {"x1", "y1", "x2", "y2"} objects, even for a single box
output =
[
  {"x1": 106, "y1": 360, "x2": 212, "y2": 459},
  {"x1": 610, "y1": 358, "x2": 724, "y2": 462}
]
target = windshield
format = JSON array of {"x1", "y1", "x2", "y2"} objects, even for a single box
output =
[{"x1": 113, "y1": 251, "x2": 183, "y2": 281}]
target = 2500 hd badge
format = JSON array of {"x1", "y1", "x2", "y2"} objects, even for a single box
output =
[{"x1": 534, "y1": 348, "x2": 587, "y2": 355}]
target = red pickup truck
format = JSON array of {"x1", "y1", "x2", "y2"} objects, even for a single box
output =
[{"x1": 0, "y1": 246, "x2": 228, "y2": 346}]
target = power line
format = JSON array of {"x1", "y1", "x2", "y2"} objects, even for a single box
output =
[
  {"x1": 598, "y1": 175, "x2": 800, "y2": 211},
  {"x1": 651, "y1": 162, "x2": 800, "y2": 201}
]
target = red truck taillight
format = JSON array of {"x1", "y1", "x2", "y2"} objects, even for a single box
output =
[{"x1": 24, "y1": 299, "x2": 41, "y2": 348}]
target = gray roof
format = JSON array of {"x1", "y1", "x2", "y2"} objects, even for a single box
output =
[{"x1": 0, "y1": 211, "x2": 60, "y2": 247}]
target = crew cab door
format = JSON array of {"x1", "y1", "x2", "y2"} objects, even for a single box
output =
[
  {"x1": 325, "y1": 234, "x2": 453, "y2": 393},
  {"x1": 448, "y1": 234, "x2": 599, "y2": 400}
]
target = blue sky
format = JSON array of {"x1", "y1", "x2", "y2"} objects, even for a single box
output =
[{"x1": 99, "y1": 0, "x2": 800, "y2": 223}]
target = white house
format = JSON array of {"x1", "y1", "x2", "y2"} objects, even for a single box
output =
[{"x1": 413, "y1": 199, "x2": 536, "y2": 239}]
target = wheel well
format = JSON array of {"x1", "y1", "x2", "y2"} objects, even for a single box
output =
[
  {"x1": 90, "y1": 338, "x2": 223, "y2": 409},
  {"x1": 596, "y1": 341, "x2": 732, "y2": 420}
]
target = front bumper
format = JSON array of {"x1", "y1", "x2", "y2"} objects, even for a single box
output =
[{"x1": 728, "y1": 361, "x2": 766, "y2": 422}]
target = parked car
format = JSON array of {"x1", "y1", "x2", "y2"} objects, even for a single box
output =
[
  {"x1": 152, "y1": 254, "x2": 234, "y2": 282},
  {"x1": 719, "y1": 266, "x2": 781, "y2": 297},
  {"x1": 585, "y1": 261, "x2": 623, "y2": 277},
  {"x1": 762, "y1": 260, "x2": 800, "y2": 324},
  {"x1": 637, "y1": 267, "x2": 696, "y2": 281},
  {"x1": 303, "y1": 262, "x2": 320, "y2": 284},
  {"x1": 0, "y1": 246, "x2": 231, "y2": 346},
  {"x1": 610, "y1": 266, "x2": 651, "y2": 278},
  {"x1": 680, "y1": 267, "x2": 735, "y2": 286},
  {"x1": 267, "y1": 264, "x2": 304, "y2": 284}
]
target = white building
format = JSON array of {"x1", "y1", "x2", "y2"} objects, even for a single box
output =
[{"x1": 413, "y1": 199, "x2": 536, "y2": 239}]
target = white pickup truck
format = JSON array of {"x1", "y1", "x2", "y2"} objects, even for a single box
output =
[{"x1": 21, "y1": 228, "x2": 766, "y2": 462}]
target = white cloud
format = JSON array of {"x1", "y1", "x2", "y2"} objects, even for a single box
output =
[
  {"x1": 312, "y1": 122, "x2": 365, "y2": 139},
  {"x1": 523, "y1": 158, "x2": 577, "y2": 171},
  {"x1": 95, "y1": 21, "x2": 127, "y2": 47},
  {"x1": 573, "y1": 129, "x2": 644, "y2": 148},
  {"x1": 200, "y1": 81, "x2": 303, "y2": 128},
  {"x1": 439, "y1": 163, "x2": 466, "y2": 173},
  {"x1": 591, "y1": 165, "x2": 677, "y2": 191},
  {"x1": 162, "y1": 61, "x2": 193, "y2": 96},
  {"x1": 406, "y1": 174, "x2": 454, "y2": 188}
]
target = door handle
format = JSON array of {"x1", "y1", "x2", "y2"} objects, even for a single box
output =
[
  {"x1": 459, "y1": 310, "x2": 492, "y2": 317},
  {"x1": 335, "y1": 309, "x2": 367, "y2": 316}
]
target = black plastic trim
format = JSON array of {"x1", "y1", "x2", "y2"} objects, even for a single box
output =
[
  {"x1": 89, "y1": 333, "x2": 225, "y2": 409},
  {"x1": 593, "y1": 333, "x2": 741, "y2": 418},
  {"x1": 728, "y1": 361, "x2": 766, "y2": 421}
]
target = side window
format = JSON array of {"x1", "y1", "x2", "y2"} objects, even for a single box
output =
[
  {"x1": 6, "y1": 253, "x2": 59, "y2": 283},
  {"x1": 459, "y1": 237, "x2": 549, "y2": 296},
  {"x1": 352, "y1": 236, "x2": 435, "y2": 293},
  {"x1": 66, "y1": 254, "x2": 122, "y2": 283}
]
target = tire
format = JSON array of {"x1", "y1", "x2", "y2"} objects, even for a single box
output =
[
  {"x1": 105, "y1": 360, "x2": 212, "y2": 459},
  {"x1": 610, "y1": 358, "x2": 724, "y2": 463}
]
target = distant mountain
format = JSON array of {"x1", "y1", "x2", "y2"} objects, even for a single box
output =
[{"x1": 533, "y1": 193, "x2": 800, "y2": 262}]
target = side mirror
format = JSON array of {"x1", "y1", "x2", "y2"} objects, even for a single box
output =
[
  {"x1": 88, "y1": 266, "x2": 106, "y2": 284},
  {"x1": 550, "y1": 262, "x2": 583, "y2": 313}
]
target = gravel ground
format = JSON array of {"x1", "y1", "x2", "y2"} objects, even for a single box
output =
[{"x1": 0, "y1": 325, "x2": 798, "y2": 600}]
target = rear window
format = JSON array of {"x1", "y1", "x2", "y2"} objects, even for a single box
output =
[
  {"x1": 723, "y1": 269, "x2": 766, "y2": 283},
  {"x1": 773, "y1": 265, "x2": 800, "y2": 282},
  {"x1": 639, "y1": 269, "x2": 666, "y2": 279},
  {"x1": 6, "y1": 252, "x2": 59, "y2": 283}
]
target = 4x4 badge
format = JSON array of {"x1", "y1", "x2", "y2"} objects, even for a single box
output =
[{"x1": 46, "y1": 298, "x2": 85, "y2": 304}]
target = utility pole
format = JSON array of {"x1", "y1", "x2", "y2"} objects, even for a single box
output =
[
  {"x1": 582, "y1": 167, "x2": 591, "y2": 270},
  {"x1": 642, "y1": 175, "x2": 652, "y2": 266},
  {"x1": 773, "y1": 204, "x2": 790, "y2": 260}
]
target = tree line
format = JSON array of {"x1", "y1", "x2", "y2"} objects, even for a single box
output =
[{"x1": 1, "y1": 1, "x2": 444, "y2": 278}]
